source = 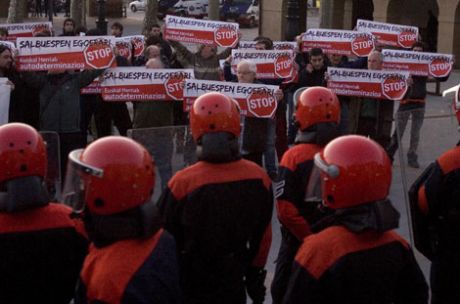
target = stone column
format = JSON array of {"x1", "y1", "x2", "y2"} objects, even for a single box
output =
[
  {"x1": 259, "y1": 0, "x2": 286, "y2": 40},
  {"x1": 373, "y1": 0, "x2": 391, "y2": 22}
]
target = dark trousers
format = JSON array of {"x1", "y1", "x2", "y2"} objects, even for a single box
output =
[
  {"x1": 356, "y1": 101, "x2": 394, "y2": 148},
  {"x1": 94, "y1": 102, "x2": 132, "y2": 137},
  {"x1": 59, "y1": 132, "x2": 86, "y2": 184},
  {"x1": 242, "y1": 152, "x2": 263, "y2": 167},
  {"x1": 271, "y1": 227, "x2": 301, "y2": 304}
]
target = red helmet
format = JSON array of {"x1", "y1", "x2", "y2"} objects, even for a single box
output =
[
  {"x1": 190, "y1": 92, "x2": 241, "y2": 141},
  {"x1": 295, "y1": 87, "x2": 340, "y2": 131},
  {"x1": 314, "y1": 135, "x2": 391, "y2": 209},
  {"x1": 0, "y1": 123, "x2": 46, "y2": 183},
  {"x1": 66, "y1": 136, "x2": 155, "y2": 216}
]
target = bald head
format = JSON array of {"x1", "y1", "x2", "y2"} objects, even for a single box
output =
[
  {"x1": 236, "y1": 60, "x2": 257, "y2": 84},
  {"x1": 367, "y1": 50, "x2": 383, "y2": 70},
  {"x1": 145, "y1": 45, "x2": 161, "y2": 60}
]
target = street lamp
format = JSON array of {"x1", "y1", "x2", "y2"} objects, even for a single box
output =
[
  {"x1": 96, "y1": 0, "x2": 108, "y2": 35},
  {"x1": 285, "y1": 0, "x2": 300, "y2": 41}
]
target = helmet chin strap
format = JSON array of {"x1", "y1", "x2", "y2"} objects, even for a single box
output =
[
  {"x1": 0, "y1": 176, "x2": 49, "y2": 212},
  {"x1": 196, "y1": 132, "x2": 241, "y2": 163}
]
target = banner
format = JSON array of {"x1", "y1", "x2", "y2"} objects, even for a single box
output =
[
  {"x1": 122, "y1": 35, "x2": 145, "y2": 58},
  {"x1": 382, "y1": 49, "x2": 454, "y2": 78},
  {"x1": 81, "y1": 80, "x2": 102, "y2": 94},
  {"x1": 231, "y1": 49, "x2": 295, "y2": 79},
  {"x1": 100, "y1": 67, "x2": 194, "y2": 101},
  {"x1": 327, "y1": 67, "x2": 410, "y2": 100},
  {"x1": 164, "y1": 15, "x2": 239, "y2": 48},
  {"x1": 301, "y1": 29, "x2": 374, "y2": 57},
  {"x1": 16, "y1": 36, "x2": 116, "y2": 71},
  {"x1": 238, "y1": 40, "x2": 298, "y2": 51},
  {"x1": 183, "y1": 79, "x2": 279, "y2": 118},
  {"x1": 115, "y1": 38, "x2": 132, "y2": 61},
  {"x1": 0, "y1": 22, "x2": 53, "y2": 41},
  {"x1": 356, "y1": 19, "x2": 419, "y2": 49}
]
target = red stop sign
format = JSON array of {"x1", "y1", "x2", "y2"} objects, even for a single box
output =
[
  {"x1": 32, "y1": 24, "x2": 48, "y2": 36},
  {"x1": 116, "y1": 42, "x2": 132, "y2": 60},
  {"x1": 131, "y1": 37, "x2": 144, "y2": 57},
  {"x1": 351, "y1": 34, "x2": 374, "y2": 57},
  {"x1": 165, "y1": 76, "x2": 185, "y2": 100},
  {"x1": 84, "y1": 42, "x2": 115, "y2": 69},
  {"x1": 247, "y1": 90, "x2": 277, "y2": 118},
  {"x1": 398, "y1": 30, "x2": 418, "y2": 48},
  {"x1": 214, "y1": 26, "x2": 238, "y2": 47},
  {"x1": 274, "y1": 55, "x2": 293, "y2": 78},
  {"x1": 382, "y1": 76, "x2": 407, "y2": 100},
  {"x1": 429, "y1": 58, "x2": 452, "y2": 78}
]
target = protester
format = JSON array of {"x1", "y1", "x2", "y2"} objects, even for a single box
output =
[
  {"x1": 158, "y1": 92, "x2": 273, "y2": 304},
  {"x1": 0, "y1": 28, "x2": 8, "y2": 41},
  {"x1": 271, "y1": 87, "x2": 341, "y2": 303},
  {"x1": 60, "y1": 18, "x2": 76, "y2": 36},
  {"x1": 132, "y1": 57, "x2": 174, "y2": 189},
  {"x1": 355, "y1": 50, "x2": 394, "y2": 148},
  {"x1": 67, "y1": 137, "x2": 181, "y2": 304},
  {"x1": 0, "y1": 123, "x2": 88, "y2": 304},
  {"x1": 386, "y1": 42, "x2": 428, "y2": 168},
  {"x1": 110, "y1": 22, "x2": 124, "y2": 38},
  {"x1": 284, "y1": 135, "x2": 428, "y2": 303}
]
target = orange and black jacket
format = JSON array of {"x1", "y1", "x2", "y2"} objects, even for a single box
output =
[
  {"x1": 158, "y1": 159, "x2": 273, "y2": 302},
  {"x1": 417, "y1": 144, "x2": 460, "y2": 252},
  {"x1": 283, "y1": 226, "x2": 428, "y2": 304},
  {"x1": 0, "y1": 203, "x2": 88, "y2": 304},
  {"x1": 76, "y1": 228, "x2": 181, "y2": 304},
  {"x1": 276, "y1": 143, "x2": 323, "y2": 240}
]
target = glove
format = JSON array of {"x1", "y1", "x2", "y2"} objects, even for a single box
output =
[{"x1": 245, "y1": 266, "x2": 267, "y2": 304}]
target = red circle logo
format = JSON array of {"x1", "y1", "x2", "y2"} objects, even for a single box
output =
[
  {"x1": 382, "y1": 75, "x2": 408, "y2": 100},
  {"x1": 131, "y1": 37, "x2": 145, "y2": 57},
  {"x1": 275, "y1": 55, "x2": 293, "y2": 78},
  {"x1": 247, "y1": 89, "x2": 277, "y2": 118},
  {"x1": 429, "y1": 57, "x2": 452, "y2": 78},
  {"x1": 214, "y1": 27, "x2": 238, "y2": 48},
  {"x1": 351, "y1": 34, "x2": 374, "y2": 57},
  {"x1": 165, "y1": 75, "x2": 186, "y2": 100},
  {"x1": 84, "y1": 41, "x2": 115, "y2": 69},
  {"x1": 398, "y1": 30, "x2": 418, "y2": 49}
]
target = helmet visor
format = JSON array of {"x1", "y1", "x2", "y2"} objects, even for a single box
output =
[{"x1": 62, "y1": 149, "x2": 104, "y2": 214}]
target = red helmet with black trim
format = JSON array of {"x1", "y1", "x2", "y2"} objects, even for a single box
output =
[
  {"x1": 0, "y1": 123, "x2": 46, "y2": 183},
  {"x1": 190, "y1": 92, "x2": 241, "y2": 141},
  {"x1": 66, "y1": 136, "x2": 155, "y2": 216},
  {"x1": 295, "y1": 87, "x2": 340, "y2": 131},
  {"x1": 314, "y1": 135, "x2": 392, "y2": 209}
]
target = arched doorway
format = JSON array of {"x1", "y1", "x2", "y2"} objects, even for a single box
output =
[
  {"x1": 352, "y1": 0, "x2": 374, "y2": 26},
  {"x1": 387, "y1": 0, "x2": 439, "y2": 51}
]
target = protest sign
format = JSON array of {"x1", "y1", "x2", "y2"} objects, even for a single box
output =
[
  {"x1": 16, "y1": 36, "x2": 116, "y2": 71},
  {"x1": 123, "y1": 35, "x2": 145, "y2": 57},
  {"x1": 231, "y1": 49, "x2": 295, "y2": 79},
  {"x1": 81, "y1": 80, "x2": 102, "y2": 94},
  {"x1": 238, "y1": 41, "x2": 298, "y2": 51},
  {"x1": 0, "y1": 22, "x2": 53, "y2": 41},
  {"x1": 382, "y1": 49, "x2": 454, "y2": 78},
  {"x1": 301, "y1": 29, "x2": 374, "y2": 57},
  {"x1": 115, "y1": 38, "x2": 132, "y2": 61},
  {"x1": 164, "y1": 15, "x2": 239, "y2": 47},
  {"x1": 327, "y1": 67, "x2": 410, "y2": 100},
  {"x1": 356, "y1": 19, "x2": 418, "y2": 49},
  {"x1": 100, "y1": 67, "x2": 194, "y2": 101},
  {"x1": 183, "y1": 79, "x2": 279, "y2": 118}
]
